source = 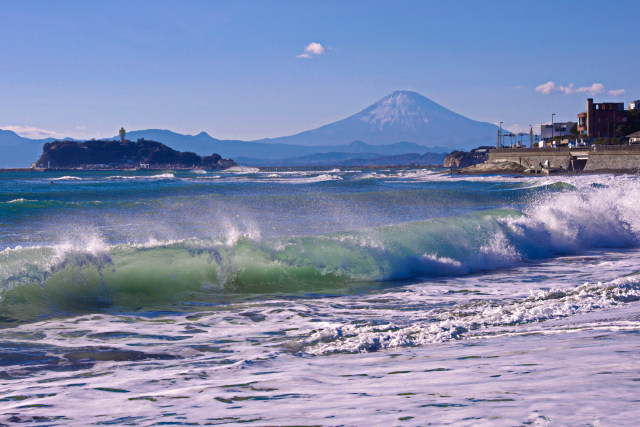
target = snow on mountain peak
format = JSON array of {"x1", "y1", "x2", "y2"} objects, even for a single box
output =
[{"x1": 357, "y1": 91, "x2": 433, "y2": 131}]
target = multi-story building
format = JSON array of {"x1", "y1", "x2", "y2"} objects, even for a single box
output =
[{"x1": 577, "y1": 98, "x2": 627, "y2": 138}]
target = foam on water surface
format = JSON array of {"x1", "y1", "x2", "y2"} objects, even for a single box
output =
[{"x1": 2, "y1": 168, "x2": 640, "y2": 424}]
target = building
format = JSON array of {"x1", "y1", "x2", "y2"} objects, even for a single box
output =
[
  {"x1": 629, "y1": 100, "x2": 640, "y2": 111},
  {"x1": 540, "y1": 121, "x2": 575, "y2": 141},
  {"x1": 628, "y1": 131, "x2": 640, "y2": 144},
  {"x1": 577, "y1": 98, "x2": 627, "y2": 138}
]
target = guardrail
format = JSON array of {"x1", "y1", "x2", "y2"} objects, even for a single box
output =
[
  {"x1": 493, "y1": 145, "x2": 640, "y2": 153},
  {"x1": 492, "y1": 147, "x2": 572, "y2": 153},
  {"x1": 590, "y1": 144, "x2": 640, "y2": 152}
]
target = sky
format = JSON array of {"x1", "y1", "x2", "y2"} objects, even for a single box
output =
[{"x1": 1, "y1": 0, "x2": 639, "y2": 140}]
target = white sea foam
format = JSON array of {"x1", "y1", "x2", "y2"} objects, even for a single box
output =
[
  {"x1": 51, "y1": 175, "x2": 83, "y2": 181},
  {"x1": 106, "y1": 173, "x2": 175, "y2": 180},
  {"x1": 251, "y1": 173, "x2": 343, "y2": 184},
  {"x1": 224, "y1": 166, "x2": 260, "y2": 173},
  {"x1": 303, "y1": 274, "x2": 640, "y2": 355}
]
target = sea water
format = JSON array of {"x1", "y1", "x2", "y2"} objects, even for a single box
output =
[{"x1": 1, "y1": 168, "x2": 639, "y2": 425}]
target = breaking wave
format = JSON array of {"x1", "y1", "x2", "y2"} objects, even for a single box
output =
[{"x1": 1, "y1": 181, "x2": 640, "y2": 323}]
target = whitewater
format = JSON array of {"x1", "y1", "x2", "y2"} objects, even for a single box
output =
[{"x1": 1, "y1": 167, "x2": 640, "y2": 425}]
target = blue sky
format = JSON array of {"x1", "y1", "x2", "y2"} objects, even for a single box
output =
[{"x1": 1, "y1": 0, "x2": 638, "y2": 140}]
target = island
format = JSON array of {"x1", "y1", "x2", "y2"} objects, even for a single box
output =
[{"x1": 34, "y1": 139, "x2": 236, "y2": 170}]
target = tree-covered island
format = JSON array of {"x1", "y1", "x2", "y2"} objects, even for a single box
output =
[{"x1": 35, "y1": 138, "x2": 236, "y2": 170}]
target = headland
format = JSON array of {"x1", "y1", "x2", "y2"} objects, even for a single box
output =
[{"x1": 31, "y1": 138, "x2": 236, "y2": 171}]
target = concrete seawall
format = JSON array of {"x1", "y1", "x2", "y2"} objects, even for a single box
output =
[
  {"x1": 486, "y1": 146, "x2": 640, "y2": 173},
  {"x1": 584, "y1": 147, "x2": 640, "y2": 171},
  {"x1": 488, "y1": 148, "x2": 572, "y2": 170}
]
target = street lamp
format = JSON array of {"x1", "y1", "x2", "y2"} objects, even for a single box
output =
[
  {"x1": 498, "y1": 121, "x2": 503, "y2": 148},
  {"x1": 551, "y1": 113, "x2": 556, "y2": 145}
]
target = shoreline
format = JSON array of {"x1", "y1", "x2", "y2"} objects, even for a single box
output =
[
  {"x1": 452, "y1": 166, "x2": 640, "y2": 176},
  {"x1": 0, "y1": 167, "x2": 232, "y2": 173}
]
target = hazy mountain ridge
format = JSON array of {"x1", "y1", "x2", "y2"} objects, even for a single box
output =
[
  {"x1": 0, "y1": 91, "x2": 499, "y2": 167},
  {"x1": 0, "y1": 129, "x2": 56, "y2": 168}
]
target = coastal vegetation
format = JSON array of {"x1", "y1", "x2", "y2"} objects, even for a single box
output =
[{"x1": 35, "y1": 138, "x2": 236, "y2": 169}]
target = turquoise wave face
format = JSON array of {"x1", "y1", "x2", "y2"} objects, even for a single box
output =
[
  {"x1": 0, "y1": 209, "x2": 507, "y2": 320},
  {"x1": 3, "y1": 196, "x2": 636, "y2": 325}
]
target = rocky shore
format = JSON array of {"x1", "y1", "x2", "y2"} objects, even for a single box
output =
[{"x1": 455, "y1": 161, "x2": 527, "y2": 174}]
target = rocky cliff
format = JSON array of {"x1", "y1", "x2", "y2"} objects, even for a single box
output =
[{"x1": 443, "y1": 147, "x2": 491, "y2": 168}]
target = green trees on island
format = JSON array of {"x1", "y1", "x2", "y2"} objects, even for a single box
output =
[{"x1": 36, "y1": 139, "x2": 233, "y2": 169}]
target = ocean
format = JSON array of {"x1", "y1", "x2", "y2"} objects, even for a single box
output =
[{"x1": 1, "y1": 167, "x2": 639, "y2": 425}]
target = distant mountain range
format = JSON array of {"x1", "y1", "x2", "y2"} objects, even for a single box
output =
[{"x1": 0, "y1": 91, "x2": 502, "y2": 168}]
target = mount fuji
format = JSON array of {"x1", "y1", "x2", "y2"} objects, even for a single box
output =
[{"x1": 256, "y1": 90, "x2": 500, "y2": 148}]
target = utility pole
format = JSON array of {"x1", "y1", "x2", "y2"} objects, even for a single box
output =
[
  {"x1": 551, "y1": 113, "x2": 556, "y2": 145},
  {"x1": 529, "y1": 125, "x2": 533, "y2": 148},
  {"x1": 497, "y1": 121, "x2": 503, "y2": 148}
]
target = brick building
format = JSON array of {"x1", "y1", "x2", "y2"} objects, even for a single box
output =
[{"x1": 577, "y1": 98, "x2": 627, "y2": 138}]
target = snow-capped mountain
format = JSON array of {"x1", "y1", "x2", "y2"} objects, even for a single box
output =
[
  {"x1": 357, "y1": 91, "x2": 434, "y2": 131},
  {"x1": 257, "y1": 90, "x2": 500, "y2": 149}
]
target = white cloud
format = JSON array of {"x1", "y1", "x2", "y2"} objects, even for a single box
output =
[
  {"x1": 305, "y1": 42, "x2": 325, "y2": 55},
  {"x1": 535, "y1": 81, "x2": 615, "y2": 97},
  {"x1": 608, "y1": 89, "x2": 626, "y2": 97},
  {"x1": 575, "y1": 83, "x2": 605, "y2": 95},
  {"x1": 1, "y1": 125, "x2": 62, "y2": 139},
  {"x1": 296, "y1": 42, "x2": 327, "y2": 59},
  {"x1": 535, "y1": 81, "x2": 567, "y2": 95}
]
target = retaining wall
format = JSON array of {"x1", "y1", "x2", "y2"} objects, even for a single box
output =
[
  {"x1": 488, "y1": 149, "x2": 571, "y2": 170},
  {"x1": 584, "y1": 150, "x2": 640, "y2": 171}
]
